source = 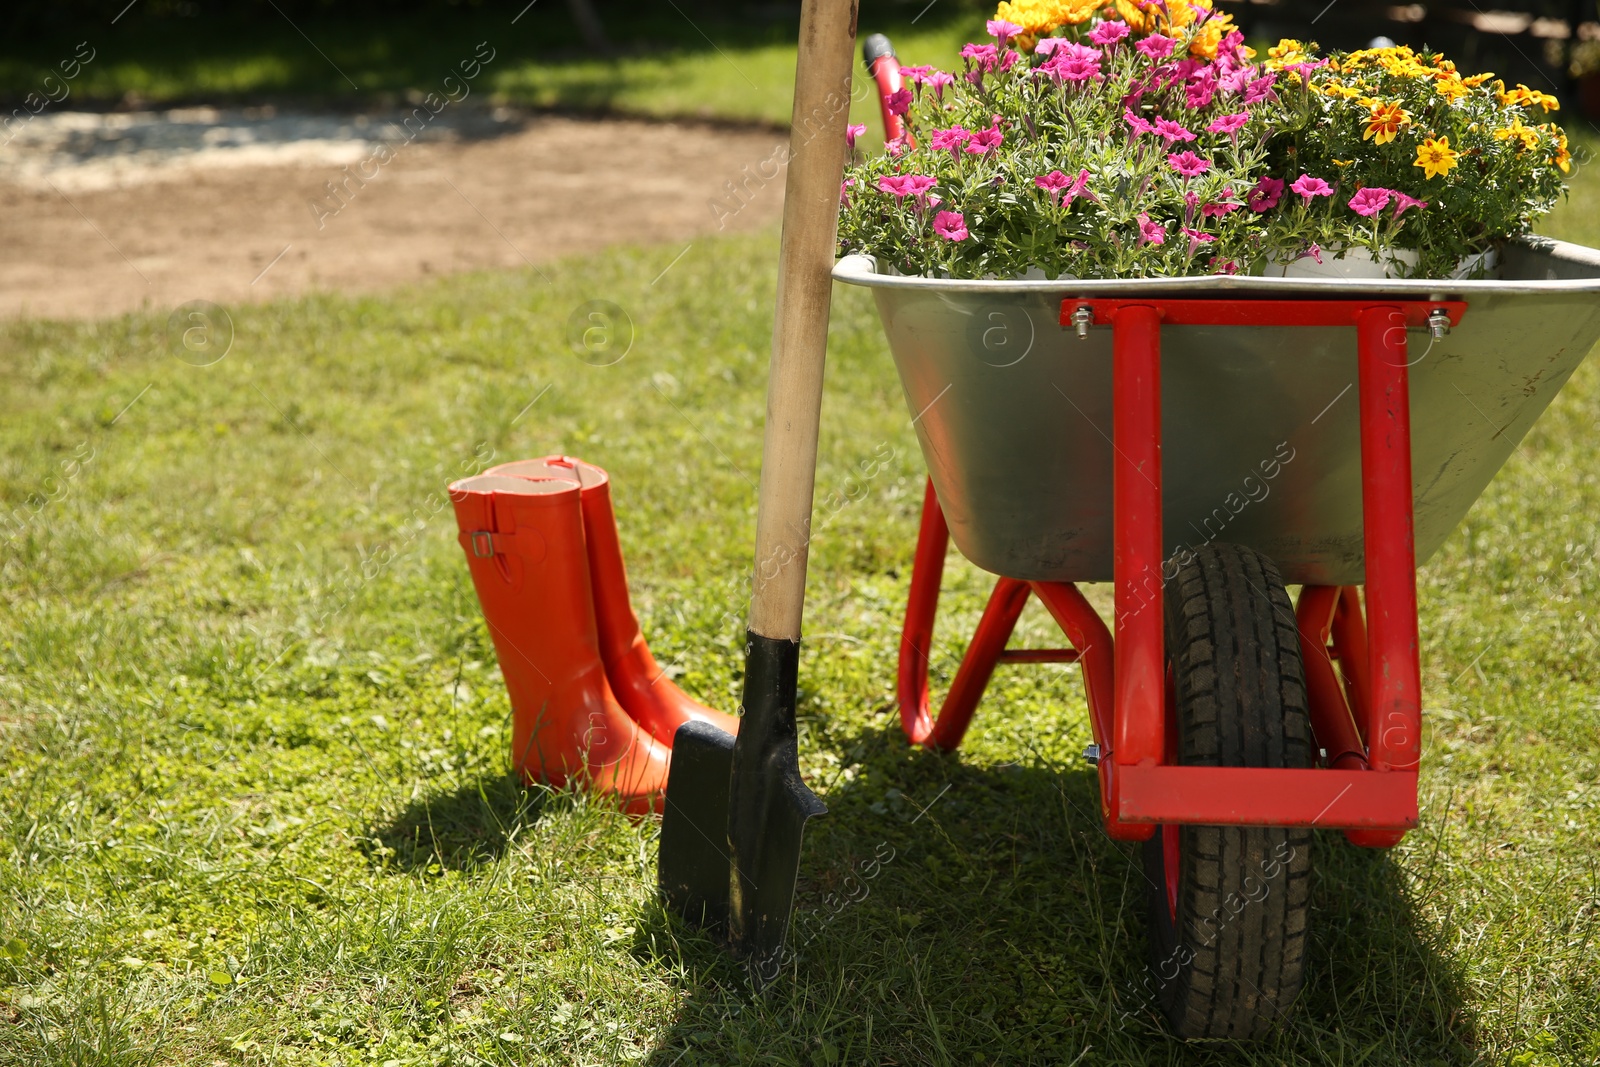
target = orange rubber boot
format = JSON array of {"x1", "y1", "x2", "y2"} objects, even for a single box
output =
[
  {"x1": 448, "y1": 474, "x2": 670, "y2": 813},
  {"x1": 489, "y1": 456, "x2": 741, "y2": 745}
]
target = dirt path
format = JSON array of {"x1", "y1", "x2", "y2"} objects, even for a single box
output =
[{"x1": 0, "y1": 107, "x2": 788, "y2": 320}]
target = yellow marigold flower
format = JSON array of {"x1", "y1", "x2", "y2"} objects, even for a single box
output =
[
  {"x1": 1495, "y1": 80, "x2": 1542, "y2": 108},
  {"x1": 994, "y1": 0, "x2": 1102, "y2": 36},
  {"x1": 1189, "y1": 10, "x2": 1236, "y2": 59},
  {"x1": 1111, "y1": 0, "x2": 1234, "y2": 58},
  {"x1": 1494, "y1": 117, "x2": 1542, "y2": 151},
  {"x1": 1114, "y1": 0, "x2": 1156, "y2": 32},
  {"x1": 1322, "y1": 83, "x2": 1361, "y2": 99},
  {"x1": 1435, "y1": 78, "x2": 1470, "y2": 104},
  {"x1": 1363, "y1": 100, "x2": 1410, "y2": 144},
  {"x1": 1265, "y1": 38, "x2": 1306, "y2": 70},
  {"x1": 1552, "y1": 131, "x2": 1572, "y2": 173},
  {"x1": 1462, "y1": 72, "x2": 1494, "y2": 87},
  {"x1": 1526, "y1": 88, "x2": 1560, "y2": 111},
  {"x1": 1114, "y1": 0, "x2": 1208, "y2": 34},
  {"x1": 1414, "y1": 135, "x2": 1459, "y2": 179}
]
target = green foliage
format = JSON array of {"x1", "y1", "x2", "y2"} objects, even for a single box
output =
[
  {"x1": 838, "y1": 22, "x2": 1282, "y2": 279},
  {"x1": 1268, "y1": 42, "x2": 1569, "y2": 277},
  {"x1": 837, "y1": 16, "x2": 1572, "y2": 280}
]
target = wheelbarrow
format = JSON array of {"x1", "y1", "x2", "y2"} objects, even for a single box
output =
[{"x1": 655, "y1": 0, "x2": 1600, "y2": 1039}]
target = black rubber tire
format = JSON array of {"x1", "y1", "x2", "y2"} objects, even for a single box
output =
[{"x1": 1139, "y1": 543, "x2": 1313, "y2": 1040}]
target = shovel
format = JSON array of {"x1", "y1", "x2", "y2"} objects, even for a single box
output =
[{"x1": 657, "y1": 0, "x2": 858, "y2": 981}]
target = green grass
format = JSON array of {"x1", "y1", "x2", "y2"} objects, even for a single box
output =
[
  {"x1": 0, "y1": 5, "x2": 979, "y2": 129},
  {"x1": 3, "y1": 166, "x2": 1600, "y2": 1067}
]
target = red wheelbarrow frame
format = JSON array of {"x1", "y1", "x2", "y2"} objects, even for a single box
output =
[{"x1": 897, "y1": 297, "x2": 1466, "y2": 847}]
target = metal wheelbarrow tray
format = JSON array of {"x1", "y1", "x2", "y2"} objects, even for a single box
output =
[{"x1": 835, "y1": 237, "x2": 1600, "y2": 587}]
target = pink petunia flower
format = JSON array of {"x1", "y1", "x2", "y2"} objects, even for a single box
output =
[
  {"x1": 1042, "y1": 41, "x2": 1103, "y2": 82},
  {"x1": 1155, "y1": 117, "x2": 1196, "y2": 145},
  {"x1": 840, "y1": 177, "x2": 855, "y2": 205},
  {"x1": 965, "y1": 125, "x2": 1004, "y2": 156},
  {"x1": 1035, "y1": 38, "x2": 1064, "y2": 55},
  {"x1": 960, "y1": 42, "x2": 999, "y2": 69},
  {"x1": 1185, "y1": 67, "x2": 1218, "y2": 109},
  {"x1": 1215, "y1": 31, "x2": 1249, "y2": 71},
  {"x1": 1183, "y1": 226, "x2": 1216, "y2": 257},
  {"x1": 886, "y1": 88, "x2": 913, "y2": 116},
  {"x1": 1391, "y1": 192, "x2": 1429, "y2": 217},
  {"x1": 845, "y1": 123, "x2": 867, "y2": 148},
  {"x1": 1034, "y1": 168, "x2": 1092, "y2": 207},
  {"x1": 1290, "y1": 173, "x2": 1333, "y2": 202},
  {"x1": 1211, "y1": 258, "x2": 1240, "y2": 275},
  {"x1": 1168, "y1": 151, "x2": 1211, "y2": 178},
  {"x1": 1088, "y1": 20, "x2": 1131, "y2": 47},
  {"x1": 1348, "y1": 187, "x2": 1394, "y2": 217},
  {"x1": 1124, "y1": 108, "x2": 1155, "y2": 136},
  {"x1": 1136, "y1": 34, "x2": 1177, "y2": 60},
  {"x1": 1241, "y1": 72, "x2": 1278, "y2": 105},
  {"x1": 899, "y1": 64, "x2": 932, "y2": 81},
  {"x1": 1137, "y1": 213, "x2": 1167, "y2": 245},
  {"x1": 1202, "y1": 198, "x2": 1240, "y2": 218},
  {"x1": 877, "y1": 174, "x2": 937, "y2": 203},
  {"x1": 1206, "y1": 111, "x2": 1249, "y2": 136},
  {"x1": 1219, "y1": 65, "x2": 1254, "y2": 96},
  {"x1": 1000, "y1": 48, "x2": 1022, "y2": 71},
  {"x1": 929, "y1": 125, "x2": 971, "y2": 157},
  {"x1": 1247, "y1": 176, "x2": 1285, "y2": 213},
  {"x1": 933, "y1": 210, "x2": 969, "y2": 241},
  {"x1": 1300, "y1": 243, "x2": 1324, "y2": 265},
  {"x1": 987, "y1": 18, "x2": 1023, "y2": 45},
  {"x1": 925, "y1": 70, "x2": 955, "y2": 100}
]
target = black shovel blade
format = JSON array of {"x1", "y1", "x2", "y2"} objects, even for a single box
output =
[
  {"x1": 725, "y1": 633, "x2": 826, "y2": 979},
  {"x1": 659, "y1": 719, "x2": 737, "y2": 930},
  {"x1": 657, "y1": 632, "x2": 827, "y2": 984}
]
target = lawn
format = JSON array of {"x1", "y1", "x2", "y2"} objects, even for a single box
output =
[{"x1": 3, "y1": 185, "x2": 1599, "y2": 1062}]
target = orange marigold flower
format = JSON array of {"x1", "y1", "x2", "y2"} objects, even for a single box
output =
[
  {"x1": 1363, "y1": 100, "x2": 1409, "y2": 145},
  {"x1": 1434, "y1": 77, "x2": 1470, "y2": 104}
]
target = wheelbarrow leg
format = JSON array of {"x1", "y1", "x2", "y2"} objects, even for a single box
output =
[
  {"x1": 1355, "y1": 305, "x2": 1422, "y2": 776},
  {"x1": 1347, "y1": 307, "x2": 1422, "y2": 848},
  {"x1": 897, "y1": 478, "x2": 1034, "y2": 751}
]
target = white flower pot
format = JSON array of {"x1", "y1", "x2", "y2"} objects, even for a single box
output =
[{"x1": 1262, "y1": 246, "x2": 1499, "y2": 280}]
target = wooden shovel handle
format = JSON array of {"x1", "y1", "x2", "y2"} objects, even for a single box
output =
[{"x1": 749, "y1": 0, "x2": 859, "y2": 640}]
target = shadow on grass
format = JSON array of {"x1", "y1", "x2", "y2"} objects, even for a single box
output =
[
  {"x1": 631, "y1": 721, "x2": 1479, "y2": 1065},
  {"x1": 366, "y1": 772, "x2": 547, "y2": 873}
]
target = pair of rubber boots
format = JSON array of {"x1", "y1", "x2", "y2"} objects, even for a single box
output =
[{"x1": 449, "y1": 457, "x2": 738, "y2": 814}]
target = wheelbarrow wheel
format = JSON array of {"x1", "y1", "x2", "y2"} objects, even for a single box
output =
[{"x1": 1140, "y1": 543, "x2": 1313, "y2": 1039}]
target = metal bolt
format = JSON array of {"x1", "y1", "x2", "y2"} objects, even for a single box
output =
[
  {"x1": 1072, "y1": 305, "x2": 1093, "y2": 340},
  {"x1": 1428, "y1": 308, "x2": 1451, "y2": 341},
  {"x1": 1082, "y1": 743, "x2": 1101, "y2": 765}
]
